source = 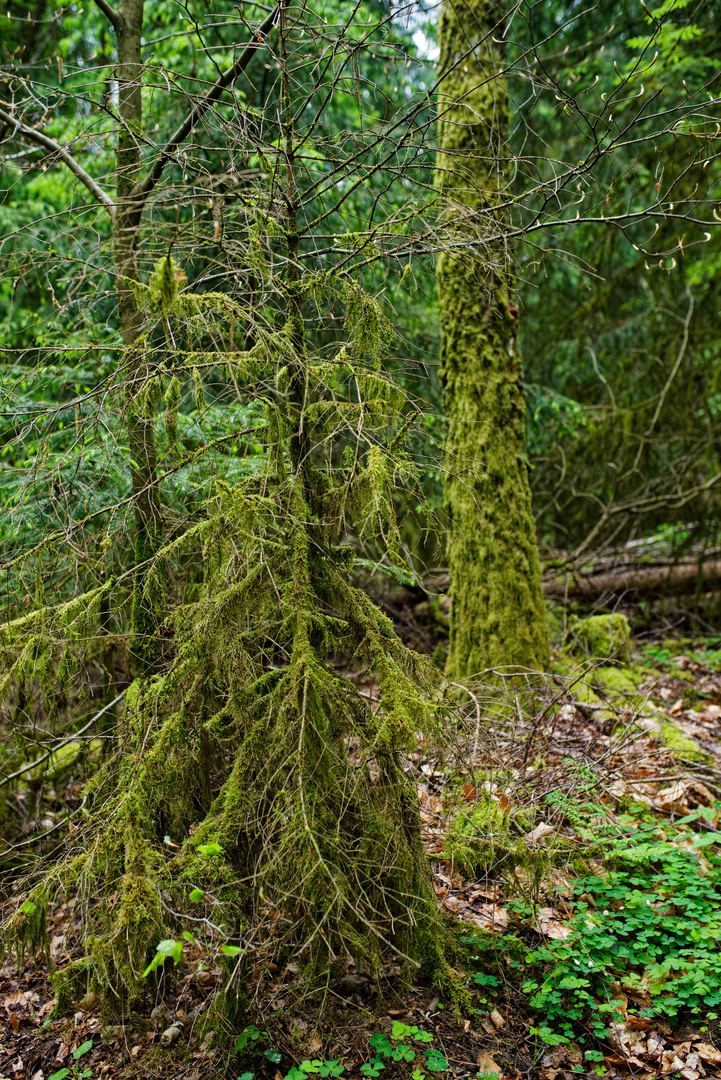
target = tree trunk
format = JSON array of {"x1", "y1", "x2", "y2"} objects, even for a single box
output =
[
  {"x1": 543, "y1": 558, "x2": 721, "y2": 601},
  {"x1": 114, "y1": 0, "x2": 163, "y2": 675},
  {"x1": 435, "y1": 0, "x2": 548, "y2": 676}
]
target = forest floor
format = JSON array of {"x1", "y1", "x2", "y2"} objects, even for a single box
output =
[{"x1": 3, "y1": 603, "x2": 721, "y2": 1080}]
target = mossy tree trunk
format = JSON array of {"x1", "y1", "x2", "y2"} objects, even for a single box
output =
[
  {"x1": 435, "y1": 0, "x2": 548, "y2": 677},
  {"x1": 112, "y1": 0, "x2": 163, "y2": 675}
]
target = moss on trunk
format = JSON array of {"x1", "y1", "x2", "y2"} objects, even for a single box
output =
[{"x1": 435, "y1": 0, "x2": 548, "y2": 677}]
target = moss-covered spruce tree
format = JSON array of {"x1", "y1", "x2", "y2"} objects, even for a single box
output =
[
  {"x1": 435, "y1": 0, "x2": 549, "y2": 677},
  {"x1": 0, "y1": 0, "x2": 452, "y2": 1017}
]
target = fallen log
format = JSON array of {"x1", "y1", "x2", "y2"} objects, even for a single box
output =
[{"x1": 542, "y1": 558, "x2": 721, "y2": 601}]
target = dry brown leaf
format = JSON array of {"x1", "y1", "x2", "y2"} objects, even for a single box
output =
[
  {"x1": 541, "y1": 1047, "x2": 567, "y2": 1071},
  {"x1": 686, "y1": 1052, "x2": 706, "y2": 1078},
  {"x1": 647, "y1": 1033, "x2": 666, "y2": 1058},
  {"x1": 467, "y1": 886, "x2": 502, "y2": 903},
  {"x1": 471, "y1": 904, "x2": 509, "y2": 932},
  {"x1": 477, "y1": 1050, "x2": 502, "y2": 1077},
  {"x1": 490, "y1": 1008, "x2": 505, "y2": 1029},
  {"x1": 524, "y1": 822, "x2": 555, "y2": 846},
  {"x1": 696, "y1": 1044, "x2": 721, "y2": 1066},
  {"x1": 417, "y1": 785, "x2": 443, "y2": 815},
  {"x1": 661, "y1": 1051, "x2": 686, "y2": 1074},
  {"x1": 4, "y1": 990, "x2": 31, "y2": 1013},
  {"x1": 625, "y1": 1015, "x2": 653, "y2": 1031},
  {"x1": 654, "y1": 779, "x2": 692, "y2": 814},
  {"x1": 535, "y1": 907, "x2": 571, "y2": 940},
  {"x1": 609, "y1": 1020, "x2": 648, "y2": 1058}
]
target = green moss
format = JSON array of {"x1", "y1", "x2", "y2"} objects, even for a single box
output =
[
  {"x1": 587, "y1": 666, "x2": 640, "y2": 695},
  {"x1": 1, "y1": 886, "x2": 49, "y2": 970},
  {"x1": 567, "y1": 614, "x2": 631, "y2": 663},
  {"x1": 659, "y1": 722, "x2": 711, "y2": 763},
  {"x1": 51, "y1": 958, "x2": 93, "y2": 1016},
  {"x1": 442, "y1": 795, "x2": 533, "y2": 878},
  {"x1": 1, "y1": 251, "x2": 453, "y2": 1015},
  {"x1": 435, "y1": 0, "x2": 548, "y2": 676}
]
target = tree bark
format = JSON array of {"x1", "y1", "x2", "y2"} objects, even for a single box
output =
[
  {"x1": 435, "y1": 0, "x2": 548, "y2": 676},
  {"x1": 114, "y1": 0, "x2": 163, "y2": 675}
]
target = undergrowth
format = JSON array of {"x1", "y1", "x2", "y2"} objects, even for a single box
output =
[{"x1": 464, "y1": 789, "x2": 721, "y2": 1056}]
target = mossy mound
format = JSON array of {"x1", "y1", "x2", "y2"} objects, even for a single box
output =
[
  {"x1": 567, "y1": 614, "x2": 632, "y2": 664},
  {"x1": 441, "y1": 793, "x2": 536, "y2": 878}
]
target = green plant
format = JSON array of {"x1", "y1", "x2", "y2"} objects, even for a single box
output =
[
  {"x1": 48, "y1": 1039, "x2": 93, "y2": 1080},
  {"x1": 359, "y1": 1023, "x2": 446, "y2": 1078},
  {"x1": 142, "y1": 938, "x2": 183, "y2": 978},
  {"x1": 519, "y1": 805, "x2": 721, "y2": 1041}
]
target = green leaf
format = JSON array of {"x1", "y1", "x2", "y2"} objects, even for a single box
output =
[
  {"x1": 197, "y1": 842, "x2": 223, "y2": 856},
  {"x1": 181, "y1": 931, "x2": 196, "y2": 944},
  {"x1": 73, "y1": 1040, "x2": 93, "y2": 1060},
  {"x1": 189, "y1": 887, "x2": 205, "y2": 901},
  {"x1": 48, "y1": 1072, "x2": 69, "y2": 1080},
  {"x1": 20, "y1": 900, "x2": 36, "y2": 915},
  {"x1": 142, "y1": 938, "x2": 183, "y2": 977},
  {"x1": 265, "y1": 1048, "x2": 283, "y2": 1064},
  {"x1": 238, "y1": 1073, "x2": 255, "y2": 1080},
  {"x1": 220, "y1": 944, "x2": 245, "y2": 957}
]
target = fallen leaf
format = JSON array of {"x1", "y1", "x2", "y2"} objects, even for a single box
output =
[
  {"x1": 661, "y1": 1051, "x2": 686, "y2": 1075},
  {"x1": 4, "y1": 991, "x2": 29, "y2": 1014},
  {"x1": 647, "y1": 1033, "x2": 666, "y2": 1058},
  {"x1": 654, "y1": 779, "x2": 691, "y2": 814},
  {"x1": 686, "y1": 1052, "x2": 705, "y2": 1078},
  {"x1": 696, "y1": 1044, "x2": 721, "y2": 1066},
  {"x1": 535, "y1": 907, "x2": 571, "y2": 940},
  {"x1": 625, "y1": 1015, "x2": 653, "y2": 1031},
  {"x1": 477, "y1": 1051, "x2": 502, "y2": 1077},
  {"x1": 524, "y1": 822, "x2": 555, "y2": 845},
  {"x1": 490, "y1": 1008, "x2": 505, "y2": 1029},
  {"x1": 609, "y1": 1020, "x2": 648, "y2": 1058},
  {"x1": 471, "y1": 905, "x2": 509, "y2": 932}
]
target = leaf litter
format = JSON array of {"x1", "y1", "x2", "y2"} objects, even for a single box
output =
[{"x1": 4, "y1": 633, "x2": 721, "y2": 1078}]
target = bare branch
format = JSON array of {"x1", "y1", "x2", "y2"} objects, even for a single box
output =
[
  {"x1": 135, "y1": 5, "x2": 279, "y2": 201},
  {"x1": 0, "y1": 105, "x2": 115, "y2": 219},
  {"x1": 90, "y1": 0, "x2": 121, "y2": 31}
]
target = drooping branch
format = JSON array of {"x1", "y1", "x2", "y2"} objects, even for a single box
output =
[
  {"x1": 134, "y1": 5, "x2": 279, "y2": 201},
  {"x1": 0, "y1": 105, "x2": 116, "y2": 219}
]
